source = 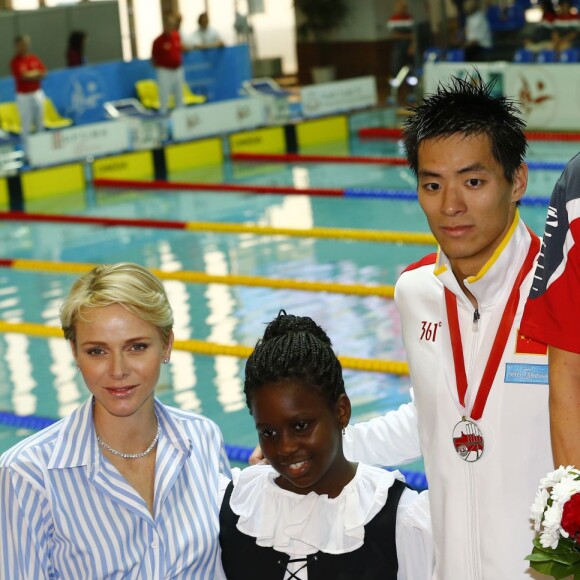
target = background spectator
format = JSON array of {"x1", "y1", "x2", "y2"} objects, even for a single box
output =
[
  {"x1": 186, "y1": 12, "x2": 224, "y2": 49},
  {"x1": 151, "y1": 11, "x2": 184, "y2": 116},
  {"x1": 10, "y1": 34, "x2": 46, "y2": 141},
  {"x1": 553, "y1": 0, "x2": 580, "y2": 52},
  {"x1": 66, "y1": 30, "x2": 87, "y2": 67},
  {"x1": 464, "y1": 0, "x2": 493, "y2": 60},
  {"x1": 524, "y1": 0, "x2": 557, "y2": 53},
  {"x1": 387, "y1": 0, "x2": 415, "y2": 79}
]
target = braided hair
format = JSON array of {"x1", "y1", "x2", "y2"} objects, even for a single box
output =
[{"x1": 244, "y1": 310, "x2": 345, "y2": 410}]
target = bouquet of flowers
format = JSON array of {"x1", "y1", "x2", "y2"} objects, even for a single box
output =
[{"x1": 526, "y1": 465, "x2": 580, "y2": 579}]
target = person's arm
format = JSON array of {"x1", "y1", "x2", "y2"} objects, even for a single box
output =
[
  {"x1": 23, "y1": 57, "x2": 46, "y2": 81},
  {"x1": 395, "y1": 489, "x2": 433, "y2": 580},
  {"x1": 0, "y1": 466, "x2": 52, "y2": 579},
  {"x1": 548, "y1": 346, "x2": 580, "y2": 467},
  {"x1": 342, "y1": 397, "x2": 422, "y2": 466}
]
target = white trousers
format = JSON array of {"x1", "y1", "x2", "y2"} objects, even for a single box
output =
[
  {"x1": 17, "y1": 90, "x2": 45, "y2": 138},
  {"x1": 156, "y1": 66, "x2": 184, "y2": 116}
]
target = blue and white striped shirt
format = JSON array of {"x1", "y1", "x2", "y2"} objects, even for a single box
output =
[{"x1": 0, "y1": 397, "x2": 231, "y2": 579}]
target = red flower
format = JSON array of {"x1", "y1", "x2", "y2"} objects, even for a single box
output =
[{"x1": 561, "y1": 493, "x2": 580, "y2": 542}]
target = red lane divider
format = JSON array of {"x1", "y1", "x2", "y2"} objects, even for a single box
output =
[
  {"x1": 525, "y1": 131, "x2": 580, "y2": 141},
  {"x1": 230, "y1": 152, "x2": 408, "y2": 166},
  {"x1": 0, "y1": 211, "x2": 187, "y2": 230},
  {"x1": 0, "y1": 259, "x2": 15, "y2": 267},
  {"x1": 93, "y1": 178, "x2": 344, "y2": 197},
  {"x1": 358, "y1": 127, "x2": 580, "y2": 142},
  {"x1": 359, "y1": 128, "x2": 404, "y2": 140}
]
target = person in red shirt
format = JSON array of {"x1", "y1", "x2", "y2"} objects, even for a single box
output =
[
  {"x1": 10, "y1": 35, "x2": 46, "y2": 140},
  {"x1": 553, "y1": 0, "x2": 580, "y2": 52},
  {"x1": 151, "y1": 11, "x2": 184, "y2": 116}
]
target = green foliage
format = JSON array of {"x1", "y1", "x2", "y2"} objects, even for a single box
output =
[
  {"x1": 526, "y1": 536, "x2": 580, "y2": 579},
  {"x1": 295, "y1": 0, "x2": 349, "y2": 42}
]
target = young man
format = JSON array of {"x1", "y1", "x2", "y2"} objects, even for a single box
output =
[
  {"x1": 10, "y1": 35, "x2": 46, "y2": 140},
  {"x1": 520, "y1": 152, "x2": 580, "y2": 468},
  {"x1": 340, "y1": 76, "x2": 552, "y2": 578},
  {"x1": 151, "y1": 11, "x2": 184, "y2": 116}
]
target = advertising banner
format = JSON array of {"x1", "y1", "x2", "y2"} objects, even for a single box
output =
[
  {"x1": 171, "y1": 97, "x2": 266, "y2": 141},
  {"x1": 300, "y1": 76, "x2": 378, "y2": 118},
  {"x1": 27, "y1": 121, "x2": 129, "y2": 167},
  {"x1": 424, "y1": 62, "x2": 580, "y2": 131}
]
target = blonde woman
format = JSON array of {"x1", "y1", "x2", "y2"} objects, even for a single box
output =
[{"x1": 0, "y1": 263, "x2": 230, "y2": 579}]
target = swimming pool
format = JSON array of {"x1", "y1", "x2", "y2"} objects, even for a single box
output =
[{"x1": 0, "y1": 126, "x2": 576, "y2": 481}]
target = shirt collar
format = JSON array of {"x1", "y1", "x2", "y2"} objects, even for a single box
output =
[
  {"x1": 47, "y1": 397, "x2": 192, "y2": 471},
  {"x1": 435, "y1": 211, "x2": 533, "y2": 308}
]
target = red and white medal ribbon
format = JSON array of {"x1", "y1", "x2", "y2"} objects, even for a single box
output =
[{"x1": 445, "y1": 229, "x2": 540, "y2": 462}]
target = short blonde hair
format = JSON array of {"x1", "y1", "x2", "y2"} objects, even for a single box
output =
[{"x1": 60, "y1": 263, "x2": 174, "y2": 345}]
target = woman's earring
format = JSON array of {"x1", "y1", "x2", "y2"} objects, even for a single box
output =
[
  {"x1": 342, "y1": 427, "x2": 346, "y2": 436},
  {"x1": 162, "y1": 357, "x2": 169, "y2": 364}
]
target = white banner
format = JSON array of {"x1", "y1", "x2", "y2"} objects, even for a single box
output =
[
  {"x1": 424, "y1": 62, "x2": 580, "y2": 131},
  {"x1": 27, "y1": 121, "x2": 130, "y2": 167},
  {"x1": 300, "y1": 76, "x2": 378, "y2": 118},
  {"x1": 171, "y1": 98, "x2": 267, "y2": 142}
]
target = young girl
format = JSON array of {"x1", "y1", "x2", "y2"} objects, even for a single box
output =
[{"x1": 219, "y1": 311, "x2": 433, "y2": 579}]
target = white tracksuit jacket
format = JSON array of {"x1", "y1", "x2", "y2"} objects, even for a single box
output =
[{"x1": 344, "y1": 216, "x2": 552, "y2": 579}]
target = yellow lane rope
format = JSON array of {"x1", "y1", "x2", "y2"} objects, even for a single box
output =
[
  {"x1": 0, "y1": 321, "x2": 410, "y2": 375},
  {"x1": 184, "y1": 222, "x2": 437, "y2": 245},
  {"x1": 7, "y1": 259, "x2": 396, "y2": 298}
]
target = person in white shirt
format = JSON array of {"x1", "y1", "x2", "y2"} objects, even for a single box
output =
[
  {"x1": 0, "y1": 262, "x2": 230, "y2": 579},
  {"x1": 464, "y1": 0, "x2": 493, "y2": 60},
  {"x1": 250, "y1": 75, "x2": 552, "y2": 579},
  {"x1": 186, "y1": 12, "x2": 224, "y2": 50},
  {"x1": 221, "y1": 310, "x2": 433, "y2": 579}
]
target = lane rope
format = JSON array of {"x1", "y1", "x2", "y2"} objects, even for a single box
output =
[
  {"x1": 0, "y1": 320, "x2": 410, "y2": 375},
  {"x1": 358, "y1": 127, "x2": 580, "y2": 141},
  {"x1": 230, "y1": 152, "x2": 567, "y2": 172},
  {"x1": 0, "y1": 258, "x2": 397, "y2": 299},
  {"x1": 0, "y1": 211, "x2": 437, "y2": 245},
  {"x1": 92, "y1": 178, "x2": 551, "y2": 206}
]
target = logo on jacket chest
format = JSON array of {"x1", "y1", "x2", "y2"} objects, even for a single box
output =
[{"x1": 420, "y1": 320, "x2": 442, "y2": 342}]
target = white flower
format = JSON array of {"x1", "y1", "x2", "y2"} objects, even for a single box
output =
[
  {"x1": 539, "y1": 503, "x2": 564, "y2": 549},
  {"x1": 530, "y1": 488, "x2": 549, "y2": 532},
  {"x1": 552, "y1": 477, "x2": 580, "y2": 504},
  {"x1": 540, "y1": 525, "x2": 561, "y2": 550},
  {"x1": 540, "y1": 466, "x2": 571, "y2": 489}
]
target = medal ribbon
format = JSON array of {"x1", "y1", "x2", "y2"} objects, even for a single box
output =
[{"x1": 444, "y1": 228, "x2": 540, "y2": 420}]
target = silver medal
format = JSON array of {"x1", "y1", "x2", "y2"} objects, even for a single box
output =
[{"x1": 452, "y1": 418, "x2": 484, "y2": 462}]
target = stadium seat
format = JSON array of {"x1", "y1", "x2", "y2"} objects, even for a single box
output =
[
  {"x1": 423, "y1": 48, "x2": 444, "y2": 63},
  {"x1": 513, "y1": 48, "x2": 535, "y2": 63},
  {"x1": 560, "y1": 48, "x2": 580, "y2": 62},
  {"x1": 43, "y1": 98, "x2": 73, "y2": 129},
  {"x1": 537, "y1": 49, "x2": 557, "y2": 63},
  {"x1": 135, "y1": 79, "x2": 205, "y2": 110},
  {"x1": 182, "y1": 83, "x2": 206, "y2": 105},
  {"x1": 0, "y1": 102, "x2": 21, "y2": 134},
  {"x1": 446, "y1": 48, "x2": 465, "y2": 62}
]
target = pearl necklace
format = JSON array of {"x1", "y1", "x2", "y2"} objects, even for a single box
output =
[{"x1": 97, "y1": 411, "x2": 161, "y2": 459}]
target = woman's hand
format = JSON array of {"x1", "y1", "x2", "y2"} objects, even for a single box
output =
[{"x1": 249, "y1": 444, "x2": 268, "y2": 465}]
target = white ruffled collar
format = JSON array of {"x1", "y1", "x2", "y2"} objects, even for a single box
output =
[{"x1": 229, "y1": 463, "x2": 401, "y2": 555}]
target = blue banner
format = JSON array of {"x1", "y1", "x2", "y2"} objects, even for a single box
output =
[{"x1": 0, "y1": 44, "x2": 252, "y2": 126}]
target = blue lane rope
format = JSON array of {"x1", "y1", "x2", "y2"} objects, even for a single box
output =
[
  {"x1": 526, "y1": 161, "x2": 566, "y2": 171},
  {"x1": 344, "y1": 188, "x2": 551, "y2": 206},
  {"x1": 0, "y1": 410, "x2": 429, "y2": 491}
]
